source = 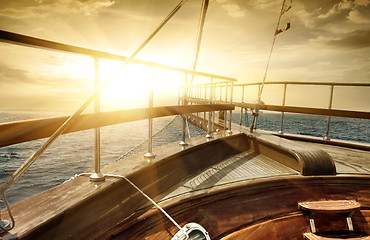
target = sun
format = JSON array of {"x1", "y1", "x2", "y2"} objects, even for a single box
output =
[{"x1": 98, "y1": 59, "x2": 183, "y2": 110}]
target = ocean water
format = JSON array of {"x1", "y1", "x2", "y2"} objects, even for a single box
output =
[
  {"x1": 0, "y1": 110, "x2": 369, "y2": 207},
  {"x1": 0, "y1": 112, "x2": 204, "y2": 206},
  {"x1": 231, "y1": 111, "x2": 370, "y2": 143}
]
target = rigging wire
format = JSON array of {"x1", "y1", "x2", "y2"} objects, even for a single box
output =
[
  {"x1": 0, "y1": 0, "x2": 188, "y2": 197},
  {"x1": 251, "y1": 0, "x2": 290, "y2": 133},
  {"x1": 0, "y1": 0, "x2": 189, "y2": 232},
  {"x1": 183, "y1": 0, "x2": 209, "y2": 142},
  {"x1": 117, "y1": 116, "x2": 179, "y2": 160},
  {"x1": 117, "y1": 115, "x2": 205, "y2": 160},
  {"x1": 190, "y1": 0, "x2": 209, "y2": 86}
]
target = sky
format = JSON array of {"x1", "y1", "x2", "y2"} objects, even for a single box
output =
[{"x1": 0, "y1": 0, "x2": 369, "y2": 112}]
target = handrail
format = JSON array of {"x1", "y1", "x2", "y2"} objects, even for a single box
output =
[
  {"x1": 0, "y1": 30, "x2": 236, "y2": 82},
  {"x1": 0, "y1": 1, "x2": 238, "y2": 227},
  {"x1": 187, "y1": 78, "x2": 370, "y2": 141},
  {"x1": 0, "y1": 0, "x2": 193, "y2": 196},
  {"x1": 0, "y1": 104, "x2": 234, "y2": 148},
  {"x1": 233, "y1": 81, "x2": 370, "y2": 87},
  {"x1": 234, "y1": 102, "x2": 370, "y2": 119},
  {"x1": 186, "y1": 98, "x2": 370, "y2": 119}
]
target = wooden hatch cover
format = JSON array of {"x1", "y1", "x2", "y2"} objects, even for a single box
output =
[
  {"x1": 299, "y1": 200, "x2": 361, "y2": 214},
  {"x1": 299, "y1": 200, "x2": 368, "y2": 240}
]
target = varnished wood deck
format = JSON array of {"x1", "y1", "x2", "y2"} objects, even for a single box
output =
[
  {"x1": 1, "y1": 126, "x2": 369, "y2": 240},
  {"x1": 162, "y1": 149, "x2": 299, "y2": 200},
  {"x1": 158, "y1": 132, "x2": 369, "y2": 203}
]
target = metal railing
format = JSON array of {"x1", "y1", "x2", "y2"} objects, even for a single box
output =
[
  {"x1": 187, "y1": 81, "x2": 370, "y2": 140},
  {"x1": 0, "y1": 27, "x2": 236, "y2": 205},
  {"x1": 180, "y1": 80, "x2": 237, "y2": 134}
]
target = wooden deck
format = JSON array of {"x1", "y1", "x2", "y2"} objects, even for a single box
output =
[
  {"x1": 1, "y1": 127, "x2": 369, "y2": 239},
  {"x1": 157, "y1": 128, "x2": 369, "y2": 203}
]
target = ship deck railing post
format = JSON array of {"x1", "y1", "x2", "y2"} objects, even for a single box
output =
[
  {"x1": 90, "y1": 58, "x2": 105, "y2": 182},
  {"x1": 224, "y1": 82, "x2": 228, "y2": 130},
  {"x1": 144, "y1": 67, "x2": 156, "y2": 160},
  {"x1": 227, "y1": 81, "x2": 233, "y2": 135},
  {"x1": 206, "y1": 78, "x2": 213, "y2": 138},
  {"x1": 279, "y1": 83, "x2": 287, "y2": 134},
  {"x1": 196, "y1": 86, "x2": 199, "y2": 125},
  {"x1": 324, "y1": 84, "x2": 334, "y2": 140},
  {"x1": 177, "y1": 85, "x2": 181, "y2": 105},
  {"x1": 220, "y1": 85, "x2": 223, "y2": 127},
  {"x1": 203, "y1": 84, "x2": 207, "y2": 127},
  {"x1": 239, "y1": 85, "x2": 244, "y2": 126},
  {"x1": 180, "y1": 73, "x2": 188, "y2": 146},
  {"x1": 212, "y1": 82, "x2": 215, "y2": 132},
  {"x1": 254, "y1": 83, "x2": 261, "y2": 130}
]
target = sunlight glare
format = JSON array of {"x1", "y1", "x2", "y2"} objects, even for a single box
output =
[{"x1": 98, "y1": 60, "x2": 182, "y2": 110}]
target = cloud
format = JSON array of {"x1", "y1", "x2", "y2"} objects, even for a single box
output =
[
  {"x1": 0, "y1": 64, "x2": 32, "y2": 84},
  {"x1": 326, "y1": 29, "x2": 370, "y2": 49},
  {"x1": 0, "y1": 0, "x2": 115, "y2": 18},
  {"x1": 348, "y1": 9, "x2": 370, "y2": 23},
  {"x1": 318, "y1": 0, "x2": 354, "y2": 19},
  {"x1": 0, "y1": 61, "x2": 91, "y2": 90},
  {"x1": 317, "y1": 0, "x2": 370, "y2": 21},
  {"x1": 354, "y1": 0, "x2": 370, "y2": 6},
  {"x1": 221, "y1": 4, "x2": 246, "y2": 17},
  {"x1": 0, "y1": 8, "x2": 47, "y2": 19}
]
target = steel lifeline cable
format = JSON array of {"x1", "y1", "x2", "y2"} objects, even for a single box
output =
[{"x1": 250, "y1": 0, "x2": 292, "y2": 133}]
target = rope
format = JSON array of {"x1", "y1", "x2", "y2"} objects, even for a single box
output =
[
  {"x1": 0, "y1": 193, "x2": 15, "y2": 232},
  {"x1": 70, "y1": 173, "x2": 186, "y2": 234},
  {"x1": 104, "y1": 174, "x2": 183, "y2": 231}
]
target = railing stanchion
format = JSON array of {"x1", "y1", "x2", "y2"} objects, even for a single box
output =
[
  {"x1": 203, "y1": 85, "x2": 207, "y2": 127},
  {"x1": 227, "y1": 81, "x2": 233, "y2": 134},
  {"x1": 220, "y1": 85, "x2": 222, "y2": 101},
  {"x1": 224, "y1": 83, "x2": 228, "y2": 130},
  {"x1": 90, "y1": 58, "x2": 105, "y2": 182},
  {"x1": 180, "y1": 73, "x2": 188, "y2": 146},
  {"x1": 325, "y1": 85, "x2": 334, "y2": 140},
  {"x1": 212, "y1": 82, "x2": 215, "y2": 131},
  {"x1": 196, "y1": 86, "x2": 199, "y2": 125},
  {"x1": 239, "y1": 85, "x2": 244, "y2": 126},
  {"x1": 178, "y1": 86, "x2": 180, "y2": 105},
  {"x1": 206, "y1": 78, "x2": 213, "y2": 138},
  {"x1": 279, "y1": 83, "x2": 287, "y2": 134},
  {"x1": 145, "y1": 67, "x2": 156, "y2": 160}
]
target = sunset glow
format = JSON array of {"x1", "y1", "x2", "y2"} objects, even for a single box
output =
[{"x1": 0, "y1": 0, "x2": 369, "y2": 112}]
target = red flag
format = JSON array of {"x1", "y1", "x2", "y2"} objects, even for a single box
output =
[{"x1": 275, "y1": 22, "x2": 290, "y2": 36}]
